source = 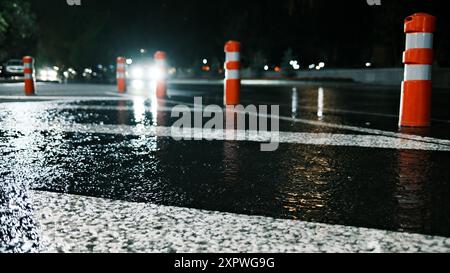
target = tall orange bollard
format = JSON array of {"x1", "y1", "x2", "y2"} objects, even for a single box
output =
[
  {"x1": 23, "y1": 56, "x2": 35, "y2": 96},
  {"x1": 154, "y1": 51, "x2": 167, "y2": 98},
  {"x1": 224, "y1": 41, "x2": 241, "y2": 105},
  {"x1": 399, "y1": 13, "x2": 436, "y2": 127},
  {"x1": 116, "y1": 57, "x2": 127, "y2": 93}
]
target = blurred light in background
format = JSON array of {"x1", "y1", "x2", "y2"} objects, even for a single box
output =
[
  {"x1": 131, "y1": 67, "x2": 144, "y2": 79},
  {"x1": 149, "y1": 66, "x2": 165, "y2": 80},
  {"x1": 38, "y1": 67, "x2": 59, "y2": 82},
  {"x1": 131, "y1": 79, "x2": 145, "y2": 89}
]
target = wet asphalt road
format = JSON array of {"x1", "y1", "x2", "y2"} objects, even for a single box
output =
[{"x1": 1, "y1": 81, "x2": 450, "y2": 252}]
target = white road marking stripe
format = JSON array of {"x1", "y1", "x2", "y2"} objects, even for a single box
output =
[
  {"x1": 1, "y1": 95, "x2": 450, "y2": 147},
  {"x1": 12, "y1": 123, "x2": 450, "y2": 151},
  {"x1": 31, "y1": 190, "x2": 450, "y2": 253},
  {"x1": 166, "y1": 99, "x2": 450, "y2": 147},
  {"x1": 0, "y1": 95, "x2": 129, "y2": 101}
]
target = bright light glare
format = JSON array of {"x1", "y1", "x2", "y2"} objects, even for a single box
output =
[
  {"x1": 39, "y1": 67, "x2": 58, "y2": 81},
  {"x1": 39, "y1": 69, "x2": 48, "y2": 78},
  {"x1": 149, "y1": 66, "x2": 164, "y2": 80},
  {"x1": 131, "y1": 80, "x2": 145, "y2": 89},
  {"x1": 309, "y1": 64, "x2": 315, "y2": 69},
  {"x1": 203, "y1": 59, "x2": 208, "y2": 64},
  {"x1": 126, "y1": 59, "x2": 133, "y2": 65},
  {"x1": 264, "y1": 65, "x2": 269, "y2": 71},
  {"x1": 319, "y1": 62, "x2": 325, "y2": 68},
  {"x1": 132, "y1": 67, "x2": 144, "y2": 79},
  {"x1": 366, "y1": 62, "x2": 372, "y2": 67}
]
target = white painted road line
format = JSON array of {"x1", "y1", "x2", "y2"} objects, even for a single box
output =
[
  {"x1": 165, "y1": 99, "x2": 450, "y2": 147},
  {"x1": 9, "y1": 123, "x2": 449, "y2": 151},
  {"x1": 31, "y1": 190, "x2": 450, "y2": 253},
  {"x1": 1, "y1": 94, "x2": 450, "y2": 147},
  {"x1": 0, "y1": 95, "x2": 128, "y2": 101},
  {"x1": 2, "y1": 100, "x2": 450, "y2": 149}
]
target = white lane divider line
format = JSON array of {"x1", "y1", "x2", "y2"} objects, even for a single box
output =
[
  {"x1": 31, "y1": 190, "x2": 450, "y2": 253},
  {"x1": 0, "y1": 95, "x2": 130, "y2": 101},
  {"x1": 13, "y1": 123, "x2": 450, "y2": 151},
  {"x1": 1, "y1": 96, "x2": 450, "y2": 147},
  {"x1": 166, "y1": 99, "x2": 450, "y2": 147}
]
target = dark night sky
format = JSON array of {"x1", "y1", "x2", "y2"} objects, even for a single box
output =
[{"x1": 29, "y1": 0, "x2": 450, "y2": 68}]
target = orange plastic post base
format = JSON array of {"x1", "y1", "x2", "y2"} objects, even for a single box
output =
[
  {"x1": 117, "y1": 79, "x2": 127, "y2": 93},
  {"x1": 24, "y1": 79, "x2": 35, "y2": 96},
  {"x1": 156, "y1": 81, "x2": 167, "y2": 98},
  {"x1": 224, "y1": 79, "x2": 241, "y2": 105},
  {"x1": 399, "y1": 80, "x2": 432, "y2": 127}
]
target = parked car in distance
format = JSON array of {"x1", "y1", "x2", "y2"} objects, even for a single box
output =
[{"x1": 2, "y1": 59, "x2": 24, "y2": 78}]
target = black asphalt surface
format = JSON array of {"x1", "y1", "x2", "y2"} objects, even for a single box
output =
[{"x1": 1, "y1": 81, "x2": 450, "y2": 252}]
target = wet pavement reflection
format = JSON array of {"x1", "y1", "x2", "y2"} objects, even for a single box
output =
[{"x1": 1, "y1": 82, "x2": 450, "y2": 252}]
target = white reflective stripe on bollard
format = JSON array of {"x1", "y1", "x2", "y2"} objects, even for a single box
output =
[
  {"x1": 117, "y1": 63, "x2": 126, "y2": 69},
  {"x1": 24, "y1": 74, "x2": 33, "y2": 79},
  {"x1": 404, "y1": 65, "x2": 432, "y2": 81},
  {"x1": 155, "y1": 60, "x2": 165, "y2": 65},
  {"x1": 406, "y1": 33, "x2": 434, "y2": 49},
  {"x1": 116, "y1": 72, "x2": 126, "y2": 78},
  {"x1": 23, "y1": 63, "x2": 33, "y2": 69},
  {"x1": 225, "y1": 69, "x2": 240, "y2": 80},
  {"x1": 226, "y1": 52, "x2": 240, "y2": 62}
]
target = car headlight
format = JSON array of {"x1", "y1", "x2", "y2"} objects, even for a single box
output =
[
  {"x1": 49, "y1": 70, "x2": 58, "y2": 78},
  {"x1": 131, "y1": 67, "x2": 144, "y2": 79},
  {"x1": 149, "y1": 66, "x2": 165, "y2": 80},
  {"x1": 39, "y1": 69, "x2": 48, "y2": 78}
]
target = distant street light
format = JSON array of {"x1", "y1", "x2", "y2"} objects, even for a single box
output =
[
  {"x1": 126, "y1": 59, "x2": 133, "y2": 65},
  {"x1": 366, "y1": 62, "x2": 372, "y2": 67},
  {"x1": 203, "y1": 59, "x2": 208, "y2": 64},
  {"x1": 264, "y1": 65, "x2": 269, "y2": 71},
  {"x1": 140, "y1": 49, "x2": 146, "y2": 54}
]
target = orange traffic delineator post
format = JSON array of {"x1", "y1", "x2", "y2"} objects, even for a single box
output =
[
  {"x1": 399, "y1": 13, "x2": 436, "y2": 127},
  {"x1": 116, "y1": 57, "x2": 127, "y2": 93},
  {"x1": 154, "y1": 51, "x2": 167, "y2": 98},
  {"x1": 23, "y1": 56, "x2": 35, "y2": 96},
  {"x1": 224, "y1": 41, "x2": 241, "y2": 105}
]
